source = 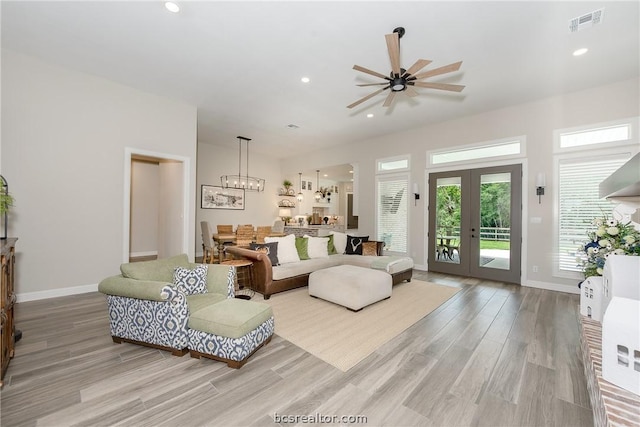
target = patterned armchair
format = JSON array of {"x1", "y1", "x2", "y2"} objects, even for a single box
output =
[{"x1": 98, "y1": 254, "x2": 235, "y2": 355}]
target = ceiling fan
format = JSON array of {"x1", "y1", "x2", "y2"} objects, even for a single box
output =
[{"x1": 347, "y1": 27, "x2": 465, "y2": 109}]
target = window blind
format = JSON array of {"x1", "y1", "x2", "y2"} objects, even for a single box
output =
[
  {"x1": 376, "y1": 175, "x2": 408, "y2": 253},
  {"x1": 558, "y1": 155, "x2": 630, "y2": 272}
]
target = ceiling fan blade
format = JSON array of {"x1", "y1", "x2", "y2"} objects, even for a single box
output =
[
  {"x1": 347, "y1": 87, "x2": 388, "y2": 109},
  {"x1": 412, "y1": 81, "x2": 465, "y2": 92},
  {"x1": 353, "y1": 65, "x2": 389, "y2": 80},
  {"x1": 385, "y1": 33, "x2": 401, "y2": 76},
  {"x1": 404, "y1": 86, "x2": 419, "y2": 97},
  {"x1": 383, "y1": 91, "x2": 396, "y2": 107},
  {"x1": 402, "y1": 59, "x2": 432, "y2": 77},
  {"x1": 412, "y1": 61, "x2": 463, "y2": 80},
  {"x1": 357, "y1": 83, "x2": 389, "y2": 87}
]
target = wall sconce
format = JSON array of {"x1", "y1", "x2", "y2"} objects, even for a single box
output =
[
  {"x1": 413, "y1": 183, "x2": 420, "y2": 206},
  {"x1": 536, "y1": 173, "x2": 546, "y2": 204}
]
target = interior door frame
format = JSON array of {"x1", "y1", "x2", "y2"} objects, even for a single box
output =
[
  {"x1": 427, "y1": 162, "x2": 523, "y2": 284},
  {"x1": 123, "y1": 147, "x2": 191, "y2": 264}
]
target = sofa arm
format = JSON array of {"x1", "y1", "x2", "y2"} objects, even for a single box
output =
[
  {"x1": 98, "y1": 275, "x2": 173, "y2": 302},
  {"x1": 225, "y1": 246, "x2": 272, "y2": 297}
]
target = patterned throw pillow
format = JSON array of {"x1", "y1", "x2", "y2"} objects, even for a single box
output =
[
  {"x1": 362, "y1": 241, "x2": 381, "y2": 256},
  {"x1": 173, "y1": 265, "x2": 208, "y2": 295},
  {"x1": 345, "y1": 235, "x2": 369, "y2": 255},
  {"x1": 250, "y1": 242, "x2": 280, "y2": 266}
]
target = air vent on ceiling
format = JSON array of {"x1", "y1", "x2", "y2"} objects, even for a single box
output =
[{"x1": 569, "y1": 8, "x2": 604, "y2": 33}]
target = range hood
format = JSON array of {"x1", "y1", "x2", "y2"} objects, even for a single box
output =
[{"x1": 599, "y1": 152, "x2": 640, "y2": 207}]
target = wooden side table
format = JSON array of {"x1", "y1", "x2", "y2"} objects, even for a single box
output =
[{"x1": 221, "y1": 259, "x2": 255, "y2": 300}]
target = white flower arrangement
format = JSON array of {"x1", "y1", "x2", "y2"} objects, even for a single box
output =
[{"x1": 579, "y1": 216, "x2": 640, "y2": 277}]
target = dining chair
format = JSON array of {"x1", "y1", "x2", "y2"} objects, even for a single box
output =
[
  {"x1": 256, "y1": 226, "x2": 273, "y2": 244},
  {"x1": 217, "y1": 224, "x2": 234, "y2": 234},
  {"x1": 235, "y1": 224, "x2": 255, "y2": 247},
  {"x1": 200, "y1": 221, "x2": 217, "y2": 264},
  {"x1": 271, "y1": 220, "x2": 285, "y2": 234},
  {"x1": 447, "y1": 239, "x2": 460, "y2": 260}
]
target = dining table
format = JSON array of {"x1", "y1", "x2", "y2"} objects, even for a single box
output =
[{"x1": 212, "y1": 232, "x2": 286, "y2": 263}]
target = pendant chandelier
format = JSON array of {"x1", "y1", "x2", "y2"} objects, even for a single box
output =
[
  {"x1": 221, "y1": 136, "x2": 265, "y2": 192},
  {"x1": 314, "y1": 170, "x2": 322, "y2": 201},
  {"x1": 297, "y1": 172, "x2": 304, "y2": 202}
]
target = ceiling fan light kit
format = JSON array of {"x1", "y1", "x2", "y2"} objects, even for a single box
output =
[{"x1": 348, "y1": 27, "x2": 465, "y2": 109}]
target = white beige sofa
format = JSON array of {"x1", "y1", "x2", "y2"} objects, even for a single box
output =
[{"x1": 225, "y1": 235, "x2": 413, "y2": 299}]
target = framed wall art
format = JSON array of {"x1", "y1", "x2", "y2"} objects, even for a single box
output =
[{"x1": 201, "y1": 185, "x2": 245, "y2": 210}]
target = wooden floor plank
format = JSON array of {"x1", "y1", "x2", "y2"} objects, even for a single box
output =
[{"x1": 0, "y1": 270, "x2": 592, "y2": 426}]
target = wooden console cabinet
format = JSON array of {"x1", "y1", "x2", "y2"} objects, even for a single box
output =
[{"x1": 1, "y1": 238, "x2": 17, "y2": 388}]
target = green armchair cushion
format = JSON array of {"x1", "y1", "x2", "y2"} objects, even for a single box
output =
[
  {"x1": 186, "y1": 293, "x2": 227, "y2": 313},
  {"x1": 188, "y1": 298, "x2": 273, "y2": 339},
  {"x1": 120, "y1": 254, "x2": 191, "y2": 282}
]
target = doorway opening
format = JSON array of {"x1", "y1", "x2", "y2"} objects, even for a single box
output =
[{"x1": 123, "y1": 148, "x2": 190, "y2": 264}]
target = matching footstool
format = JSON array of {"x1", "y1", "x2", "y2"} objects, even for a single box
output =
[
  {"x1": 188, "y1": 298, "x2": 274, "y2": 368},
  {"x1": 309, "y1": 265, "x2": 392, "y2": 311}
]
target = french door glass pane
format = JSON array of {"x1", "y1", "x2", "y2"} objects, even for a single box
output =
[
  {"x1": 435, "y1": 177, "x2": 461, "y2": 264},
  {"x1": 479, "y1": 173, "x2": 511, "y2": 270}
]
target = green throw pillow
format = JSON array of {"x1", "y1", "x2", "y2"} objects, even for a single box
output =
[
  {"x1": 295, "y1": 237, "x2": 310, "y2": 260},
  {"x1": 327, "y1": 234, "x2": 337, "y2": 255}
]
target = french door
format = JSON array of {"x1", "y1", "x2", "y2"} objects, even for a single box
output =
[{"x1": 428, "y1": 164, "x2": 522, "y2": 284}]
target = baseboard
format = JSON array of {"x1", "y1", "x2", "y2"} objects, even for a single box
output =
[
  {"x1": 17, "y1": 283, "x2": 99, "y2": 303},
  {"x1": 129, "y1": 250, "x2": 158, "y2": 258},
  {"x1": 522, "y1": 279, "x2": 580, "y2": 295},
  {"x1": 413, "y1": 264, "x2": 427, "y2": 271}
]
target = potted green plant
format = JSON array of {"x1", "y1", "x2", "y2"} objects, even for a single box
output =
[
  {"x1": 0, "y1": 175, "x2": 14, "y2": 240},
  {"x1": 0, "y1": 192, "x2": 13, "y2": 216},
  {"x1": 283, "y1": 180, "x2": 293, "y2": 190}
]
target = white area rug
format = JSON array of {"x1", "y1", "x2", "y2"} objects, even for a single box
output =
[{"x1": 263, "y1": 280, "x2": 460, "y2": 371}]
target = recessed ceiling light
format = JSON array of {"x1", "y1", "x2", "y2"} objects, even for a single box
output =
[
  {"x1": 573, "y1": 48, "x2": 588, "y2": 56},
  {"x1": 367, "y1": 113, "x2": 374, "y2": 118},
  {"x1": 324, "y1": 174, "x2": 328, "y2": 177},
  {"x1": 165, "y1": 2, "x2": 180, "y2": 13},
  {"x1": 301, "y1": 77, "x2": 310, "y2": 83}
]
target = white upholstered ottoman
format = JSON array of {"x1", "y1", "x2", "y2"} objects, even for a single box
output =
[{"x1": 308, "y1": 265, "x2": 392, "y2": 311}]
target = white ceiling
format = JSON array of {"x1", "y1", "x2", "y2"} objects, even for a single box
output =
[{"x1": 2, "y1": 1, "x2": 639, "y2": 159}]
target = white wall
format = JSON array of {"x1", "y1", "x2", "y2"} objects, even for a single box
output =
[
  {"x1": 1, "y1": 50, "x2": 198, "y2": 300},
  {"x1": 130, "y1": 160, "x2": 159, "y2": 257},
  {"x1": 195, "y1": 142, "x2": 284, "y2": 255},
  {"x1": 158, "y1": 161, "x2": 185, "y2": 259},
  {"x1": 281, "y1": 77, "x2": 640, "y2": 293}
]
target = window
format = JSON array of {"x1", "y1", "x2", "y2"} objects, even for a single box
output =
[
  {"x1": 377, "y1": 155, "x2": 409, "y2": 173},
  {"x1": 376, "y1": 173, "x2": 409, "y2": 254},
  {"x1": 428, "y1": 136, "x2": 524, "y2": 167},
  {"x1": 554, "y1": 118, "x2": 637, "y2": 153},
  {"x1": 557, "y1": 154, "x2": 631, "y2": 275},
  {"x1": 560, "y1": 125, "x2": 630, "y2": 148}
]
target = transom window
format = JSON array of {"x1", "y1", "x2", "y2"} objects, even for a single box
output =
[{"x1": 428, "y1": 136, "x2": 525, "y2": 167}]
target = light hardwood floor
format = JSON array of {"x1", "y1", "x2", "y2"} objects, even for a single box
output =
[{"x1": 0, "y1": 271, "x2": 593, "y2": 426}]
